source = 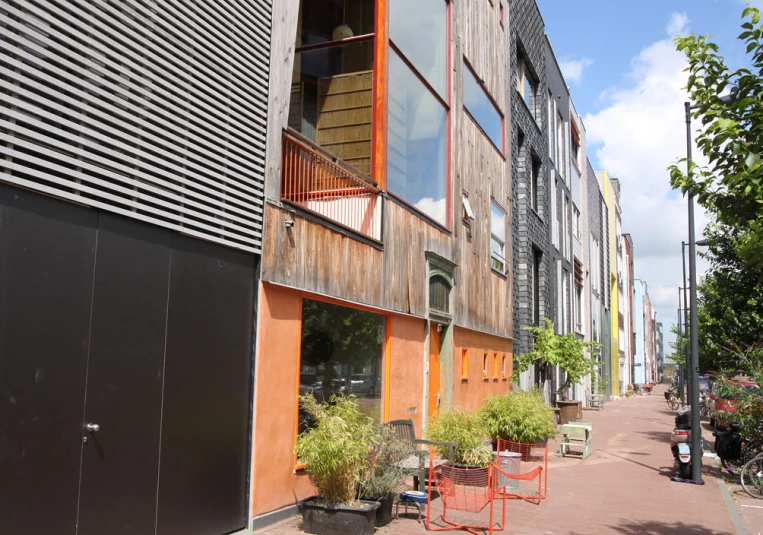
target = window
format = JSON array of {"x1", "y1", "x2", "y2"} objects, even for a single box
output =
[
  {"x1": 550, "y1": 173, "x2": 557, "y2": 248},
  {"x1": 483, "y1": 352, "x2": 488, "y2": 380},
  {"x1": 573, "y1": 207, "x2": 581, "y2": 240},
  {"x1": 517, "y1": 55, "x2": 536, "y2": 114},
  {"x1": 429, "y1": 274, "x2": 451, "y2": 314},
  {"x1": 461, "y1": 348, "x2": 469, "y2": 379},
  {"x1": 531, "y1": 157, "x2": 540, "y2": 213},
  {"x1": 532, "y1": 249, "x2": 541, "y2": 326},
  {"x1": 388, "y1": 0, "x2": 449, "y2": 227},
  {"x1": 563, "y1": 196, "x2": 569, "y2": 257},
  {"x1": 501, "y1": 354, "x2": 507, "y2": 379},
  {"x1": 493, "y1": 353, "x2": 499, "y2": 378},
  {"x1": 298, "y1": 298, "x2": 386, "y2": 445},
  {"x1": 463, "y1": 61, "x2": 503, "y2": 152},
  {"x1": 490, "y1": 200, "x2": 507, "y2": 274},
  {"x1": 556, "y1": 111, "x2": 565, "y2": 178},
  {"x1": 571, "y1": 117, "x2": 580, "y2": 169},
  {"x1": 548, "y1": 91, "x2": 555, "y2": 161},
  {"x1": 290, "y1": 0, "x2": 375, "y2": 174}
]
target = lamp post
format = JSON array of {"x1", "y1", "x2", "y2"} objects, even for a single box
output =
[
  {"x1": 681, "y1": 243, "x2": 691, "y2": 405},
  {"x1": 684, "y1": 102, "x2": 704, "y2": 484}
]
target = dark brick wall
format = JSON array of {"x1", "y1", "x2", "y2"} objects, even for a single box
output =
[{"x1": 510, "y1": 0, "x2": 549, "y2": 360}]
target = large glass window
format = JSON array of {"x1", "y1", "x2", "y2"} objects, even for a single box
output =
[
  {"x1": 517, "y1": 55, "x2": 536, "y2": 114},
  {"x1": 290, "y1": 1, "x2": 375, "y2": 175},
  {"x1": 463, "y1": 62, "x2": 503, "y2": 152},
  {"x1": 388, "y1": 0, "x2": 449, "y2": 227},
  {"x1": 298, "y1": 299, "x2": 386, "y2": 432},
  {"x1": 390, "y1": 0, "x2": 447, "y2": 98},
  {"x1": 490, "y1": 200, "x2": 506, "y2": 274}
]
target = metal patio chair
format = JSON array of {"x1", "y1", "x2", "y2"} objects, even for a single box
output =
[{"x1": 387, "y1": 419, "x2": 456, "y2": 492}]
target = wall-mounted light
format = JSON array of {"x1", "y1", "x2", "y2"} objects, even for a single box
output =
[{"x1": 284, "y1": 219, "x2": 295, "y2": 228}]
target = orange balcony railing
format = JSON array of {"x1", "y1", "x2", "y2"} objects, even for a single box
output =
[{"x1": 281, "y1": 129, "x2": 382, "y2": 241}]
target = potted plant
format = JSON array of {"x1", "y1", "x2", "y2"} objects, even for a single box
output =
[
  {"x1": 480, "y1": 391, "x2": 556, "y2": 447},
  {"x1": 359, "y1": 425, "x2": 409, "y2": 527},
  {"x1": 295, "y1": 394, "x2": 379, "y2": 535},
  {"x1": 511, "y1": 319, "x2": 600, "y2": 424},
  {"x1": 426, "y1": 408, "x2": 493, "y2": 484}
]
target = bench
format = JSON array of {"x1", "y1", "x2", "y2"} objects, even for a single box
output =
[
  {"x1": 559, "y1": 422, "x2": 592, "y2": 460},
  {"x1": 587, "y1": 392, "x2": 605, "y2": 411}
]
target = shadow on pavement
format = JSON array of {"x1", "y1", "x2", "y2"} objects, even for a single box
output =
[
  {"x1": 635, "y1": 430, "x2": 672, "y2": 444},
  {"x1": 609, "y1": 520, "x2": 733, "y2": 534}
]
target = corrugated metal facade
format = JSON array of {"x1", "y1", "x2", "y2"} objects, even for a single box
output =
[{"x1": 0, "y1": 0, "x2": 272, "y2": 253}]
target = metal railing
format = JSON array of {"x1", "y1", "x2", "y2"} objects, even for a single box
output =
[{"x1": 280, "y1": 130, "x2": 381, "y2": 241}]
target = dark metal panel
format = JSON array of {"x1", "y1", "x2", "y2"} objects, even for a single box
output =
[
  {"x1": 156, "y1": 236, "x2": 255, "y2": 535},
  {"x1": 77, "y1": 214, "x2": 171, "y2": 535},
  {"x1": 0, "y1": 185, "x2": 96, "y2": 535}
]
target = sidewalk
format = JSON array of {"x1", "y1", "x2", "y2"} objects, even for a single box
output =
[{"x1": 255, "y1": 386, "x2": 742, "y2": 535}]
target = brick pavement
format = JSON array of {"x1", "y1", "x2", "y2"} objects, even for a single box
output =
[{"x1": 254, "y1": 386, "x2": 742, "y2": 535}]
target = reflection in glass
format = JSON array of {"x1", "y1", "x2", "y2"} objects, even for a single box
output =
[
  {"x1": 387, "y1": 50, "x2": 447, "y2": 226},
  {"x1": 298, "y1": 299, "x2": 385, "y2": 434},
  {"x1": 290, "y1": 41, "x2": 375, "y2": 174},
  {"x1": 463, "y1": 64, "x2": 502, "y2": 151},
  {"x1": 490, "y1": 201, "x2": 506, "y2": 273},
  {"x1": 297, "y1": 0, "x2": 375, "y2": 47},
  {"x1": 390, "y1": 0, "x2": 447, "y2": 98}
]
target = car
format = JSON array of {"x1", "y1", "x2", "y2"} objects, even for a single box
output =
[
  {"x1": 349, "y1": 374, "x2": 380, "y2": 397},
  {"x1": 709, "y1": 380, "x2": 759, "y2": 428}
]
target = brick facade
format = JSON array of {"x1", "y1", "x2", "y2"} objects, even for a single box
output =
[{"x1": 510, "y1": 0, "x2": 550, "y2": 374}]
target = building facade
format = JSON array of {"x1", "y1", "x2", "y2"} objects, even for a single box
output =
[
  {"x1": 252, "y1": 0, "x2": 515, "y2": 525},
  {"x1": 1, "y1": 2, "x2": 272, "y2": 534},
  {"x1": 511, "y1": 0, "x2": 550, "y2": 392}
]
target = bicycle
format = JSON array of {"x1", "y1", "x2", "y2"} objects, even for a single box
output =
[
  {"x1": 740, "y1": 452, "x2": 763, "y2": 498},
  {"x1": 665, "y1": 389, "x2": 680, "y2": 410}
]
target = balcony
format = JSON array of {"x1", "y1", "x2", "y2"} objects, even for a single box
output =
[{"x1": 280, "y1": 129, "x2": 382, "y2": 242}]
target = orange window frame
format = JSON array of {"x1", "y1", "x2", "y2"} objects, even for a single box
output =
[
  {"x1": 482, "y1": 352, "x2": 488, "y2": 380},
  {"x1": 461, "y1": 348, "x2": 469, "y2": 380},
  {"x1": 493, "y1": 352, "x2": 499, "y2": 378},
  {"x1": 501, "y1": 354, "x2": 508, "y2": 380},
  {"x1": 293, "y1": 291, "x2": 391, "y2": 470}
]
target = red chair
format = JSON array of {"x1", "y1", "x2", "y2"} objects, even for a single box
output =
[
  {"x1": 496, "y1": 439, "x2": 548, "y2": 500},
  {"x1": 425, "y1": 461, "x2": 506, "y2": 535}
]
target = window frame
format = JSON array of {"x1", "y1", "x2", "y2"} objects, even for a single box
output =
[
  {"x1": 517, "y1": 54, "x2": 536, "y2": 115},
  {"x1": 461, "y1": 348, "x2": 469, "y2": 380},
  {"x1": 490, "y1": 199, "x2": 507, "y2": 275},
  {"x1": 293, "y1": 292, "x2": 390, "y2": 469}
]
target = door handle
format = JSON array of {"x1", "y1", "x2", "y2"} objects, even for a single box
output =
[{"x1": 86, "y1": 423, "x2": 100, "y2": 433}]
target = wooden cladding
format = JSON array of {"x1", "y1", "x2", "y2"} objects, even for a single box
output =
[
  {"x1": 317, "y1": 71, "x2": 374, "y2": 175},
  {"x1": 429, "y1": 275, "x2": 451, "y2": 314},
  {"x1": 574, "y1": 258, "x2": 584, "y2": 287}
]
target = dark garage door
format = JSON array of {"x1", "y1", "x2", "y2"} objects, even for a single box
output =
[{"x1": 0, "y1": 185, "x2": 255, "y2": 535}]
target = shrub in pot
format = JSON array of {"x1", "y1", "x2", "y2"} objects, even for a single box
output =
[
  {"x1": 359, "y1": 424, "x2": 409, "y2": 527},
  {"x1": 426, "y1": 408, "x2": 493, "y2": 467},
  {"x1": 295, "y1": 394, "x2": 379, "y2": 535},
  {"x1": 480, "y1": 390, "x2": 556, "y2": 445}
]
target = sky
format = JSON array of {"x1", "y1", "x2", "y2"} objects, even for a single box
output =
[{"x1": 535, "y1": 0, "x2": 761, "y2": 358}]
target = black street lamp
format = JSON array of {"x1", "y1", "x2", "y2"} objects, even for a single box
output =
[{"x1": 683, "y1": 102, "x2": 708, "y2": 485}]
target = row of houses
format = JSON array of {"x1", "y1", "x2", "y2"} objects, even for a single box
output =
[{"x1": 0, "y1": 0, "x2": 663, "y2": 534}]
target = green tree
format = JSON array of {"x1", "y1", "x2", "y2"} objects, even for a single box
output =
[
  {"x1": 669, "y1": 323, "x2": 688, "y2": 370},
  {"x1": 695, "y1": 223, "x2": 763, "y2": 373},
  {"x1": 670, "y1": 7, "x2": 763, "y2": 265},
  {"x1": 511, "y1": 319, "x2": 600, "y2": 400}
]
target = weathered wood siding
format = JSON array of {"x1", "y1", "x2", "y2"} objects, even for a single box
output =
[{"x1": 262, "y1": 0, "x2": 512, "y2": 338}]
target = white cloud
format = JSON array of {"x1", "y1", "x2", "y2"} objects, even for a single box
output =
[
  {"x1": 666, "y1": 13, "x2": 689, "y2": 37},
  {"x1": 413, "y1": 197, "x2": 447, "y2": 226},
  {"x1": 584, "y1": 13, "x2": 710, "y2": 355},
  {"x1": 559, "y1": 58, "x2": 594, "y2": 84}
]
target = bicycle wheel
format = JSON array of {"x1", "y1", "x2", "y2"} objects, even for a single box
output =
[
  {"x1": 743, "y1": 439, "x2": 762, "y2": 465},
  {"x1": 741, "y1": 455, "x2": 763, "y2": 498},
  {"x1": 668, "y1": 397, "x2": 679, "y2": 411}
]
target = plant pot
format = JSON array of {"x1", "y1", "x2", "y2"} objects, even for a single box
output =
[
  {"x1": 360, "y1": 496, "x2": 394, "y2": 527},
  {"x1": 301, "y1": 497, "x2": 380, "y2": 535},
  {"x1": 556, "y1": 400, "x2": 581, "y2": 425},
  {"x1": 439, "y1": 463, "x2": 491, "y2": 486}
]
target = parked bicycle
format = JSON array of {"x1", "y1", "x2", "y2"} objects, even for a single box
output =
[
  {"x1": 665, "y1": 388, "x2": 680, "y2": 411},
  {"x1": 741, "y1": 451, "x2": 763, "y2": 498}
]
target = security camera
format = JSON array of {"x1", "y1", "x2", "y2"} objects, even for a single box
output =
[{"x1": 284, "y1": 220, "x2": 295, "y2": 228}]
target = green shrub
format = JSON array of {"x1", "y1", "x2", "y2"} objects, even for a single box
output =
[
  {"x1": 480, "y1": 391, "x2": 556, "y2": 444},
  {"x1": 426, "y1": 408, "x2": 492, "y2": 467},
  {"x1": 295, "y1": 395, "x2": 377, "y2": 506},
  {"x1": 359, "y1": 424, "x2": 409, "y2": 499}
]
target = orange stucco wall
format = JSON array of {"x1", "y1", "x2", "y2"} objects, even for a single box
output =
[
  {"x1": 250, "y1": 283, "x2": 314, "y2": 517},
  {"x1": 386, "y1": 314, "x2": 427, "y2": 436},
  {"x1": 452, "y1": 327, "x2": 513, "y2": 411}
]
